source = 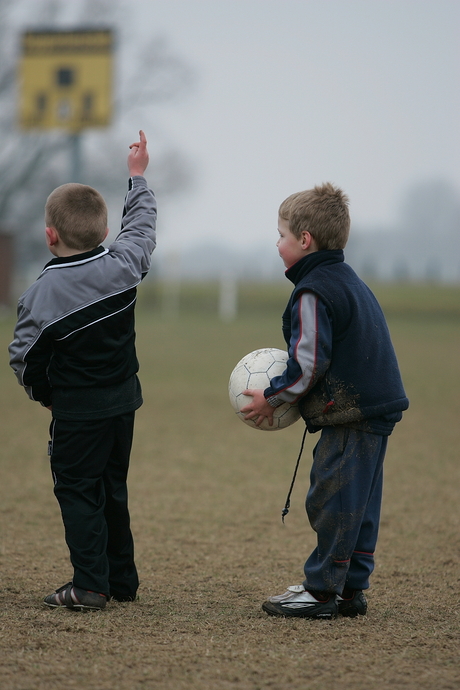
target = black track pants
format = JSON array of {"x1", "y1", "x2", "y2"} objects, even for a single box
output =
[{"x1": 49, "y1": 412, "x2": 139, "y2": 599}]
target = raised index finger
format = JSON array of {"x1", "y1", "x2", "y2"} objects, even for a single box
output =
[{"x1": 138, "y1": 130, "x2": 147, "y2": 148}]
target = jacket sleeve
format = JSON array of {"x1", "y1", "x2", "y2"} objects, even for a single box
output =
[
  {"x1": 264, "y1": 291, "x2": 333, "y2": 405},
  {"x1": 8, "y1": 302, "x2": 53, "y2": 406},
  {"x1": 112, "y1": 176, "x2": 157, "y2": 279}
]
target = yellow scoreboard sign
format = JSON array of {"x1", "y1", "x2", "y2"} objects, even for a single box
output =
[{"x1": 19, "y1": 29, "x2": 113, "y2": 131}]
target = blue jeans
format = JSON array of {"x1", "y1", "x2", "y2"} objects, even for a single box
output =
[{"x1": 303, "y1": 426, "x2": 387, "y2": 594}]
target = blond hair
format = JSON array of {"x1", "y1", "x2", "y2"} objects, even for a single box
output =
[
  {"x1": 45, "y1": 183, "x2": 108, "y2": 251},
  {"x1": 279, "y1": 183, "x2": 350, "y2": 250}
]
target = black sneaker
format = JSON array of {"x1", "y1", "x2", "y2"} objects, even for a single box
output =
[
  {"x1": 262, "y1": 585, "x2": 337, "y2": 619},
  {"x1": 110, "y1": 593, "x2": 136, "y2": 602},
  {"x1": 44, "y1": 582, "x2": 107, "y2": 611},
  {"x1": 336, "y1": 589, "x2": 367, "y2": 617}
]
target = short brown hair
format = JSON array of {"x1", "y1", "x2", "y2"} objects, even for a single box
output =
[
  {"x1": 45, "y1": 183, "x2": 108, "y2": 251},
  {"x1": 279, "y1": 183, "x2": 350, "y2": 250}
]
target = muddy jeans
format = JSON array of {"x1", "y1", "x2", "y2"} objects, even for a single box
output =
[{"x1": 303, "y1": 426, "x2": 387, "y2": 594}]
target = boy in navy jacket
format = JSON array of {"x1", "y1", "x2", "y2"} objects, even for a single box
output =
[
  {"x1": 9, "y1": 131, "x2": 156, "y2": 610},
  {"x1": 242, "y1": 183, "x2": 408, "y2": 619}
]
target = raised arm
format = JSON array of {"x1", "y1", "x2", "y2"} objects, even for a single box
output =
[{"x1": 114, "y1": 131, "x2": 157, "y2": 278}]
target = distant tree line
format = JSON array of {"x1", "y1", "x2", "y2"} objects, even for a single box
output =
[
  {"x1": 346, "y1": 179, "x2": 460, "y2": 283},
  {"x1": 0, "y1": 0, "x2": 195, "y2": 289}
]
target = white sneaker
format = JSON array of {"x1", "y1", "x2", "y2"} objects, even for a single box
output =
[{"x1": 262, "y1": 584, "x2": 337, "y2": 619}]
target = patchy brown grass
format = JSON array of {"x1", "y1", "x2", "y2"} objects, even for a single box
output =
[{"x1": 1, "y1": 283, "x2": 459, "y2": 690}]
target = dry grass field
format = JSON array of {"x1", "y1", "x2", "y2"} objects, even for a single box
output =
[{"x1": 1, "y1": 281, "x2": 459, "y2": 690}]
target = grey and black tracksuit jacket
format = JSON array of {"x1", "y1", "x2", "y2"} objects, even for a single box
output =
[{"x1": 9, "y1": 176, "x2": 157, "y2": 420}]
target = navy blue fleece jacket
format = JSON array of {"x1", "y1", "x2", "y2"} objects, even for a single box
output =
[{"x1": 264, "y1": 250, "x2": 409, "y2": 434}]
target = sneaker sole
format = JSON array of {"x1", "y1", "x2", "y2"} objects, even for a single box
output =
[
  {"x1": 262, "y1": 600, "x2": 337, "y2": 619},
  {"x1": 43, "y1": 600, "x2": 104, "y2": 611}
]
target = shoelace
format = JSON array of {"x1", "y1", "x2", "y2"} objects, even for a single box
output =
[{"x1": 281, "y1": 425, "x2": 308, "y2": 523}]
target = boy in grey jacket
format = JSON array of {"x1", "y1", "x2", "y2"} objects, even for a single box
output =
[{"x1": 9, "y1": 131, "x2": 156, "y2": 610}]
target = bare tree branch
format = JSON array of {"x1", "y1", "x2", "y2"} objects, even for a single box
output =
[{"x1": 0, "y1": 0, "x2": 195, "y2": 270}]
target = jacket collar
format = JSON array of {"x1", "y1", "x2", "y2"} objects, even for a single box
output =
[
  {"x1": 285, "y1": 249, "x2": 344, "y2": 285},
  {"x1": 41, "y1": 246, "x2": 108, "y2": 273}
]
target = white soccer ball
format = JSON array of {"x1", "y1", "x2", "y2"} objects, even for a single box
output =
[{"x1": 228, "y1": 348, "x2": 301, "y2": 431}]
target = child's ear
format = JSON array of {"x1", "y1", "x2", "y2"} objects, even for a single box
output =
[
  {"x1": 300, "y1": 231, "x2": 313, "y2": 250},
  {"x1": 45, "y1": 226, "x2": 59, "y2": 247},
  {"x1": 103, "y1": 228, "x2": 109, "y2": 241}
]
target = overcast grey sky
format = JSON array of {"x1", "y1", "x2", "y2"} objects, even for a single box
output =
[
  {"x1": 127, "y1": 0, "x2": 459, "y2": 252},
  {"x1": 13, "y1": 0, "x2": 460, "y2": 253}
]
